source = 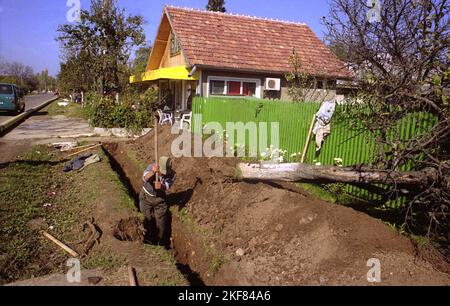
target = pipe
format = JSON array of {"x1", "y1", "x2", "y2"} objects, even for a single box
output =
[{"x1": 188, "y1": 65, "x2": 197, "y2": 78}]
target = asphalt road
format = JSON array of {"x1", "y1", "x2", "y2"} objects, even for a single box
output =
[{"x1": 0, "y1": 93, "x2": 56, "y2": 125}]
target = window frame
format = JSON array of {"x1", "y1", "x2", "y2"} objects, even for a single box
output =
[
  {"x1": 206, "y1": 76, "x2": 262, "y2": 98},
  {"x1": 169, "y1": 31, "x2": 181, "y2": 56},
  {"x1": 210, "y1": 80, "x2": 226, "y2": 96}
]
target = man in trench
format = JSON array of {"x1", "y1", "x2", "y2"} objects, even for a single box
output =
[{"x1": 140, "y1": 156, "x2": 176, "y2": 247}]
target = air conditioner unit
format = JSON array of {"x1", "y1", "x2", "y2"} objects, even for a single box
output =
[{"x1": 265, "y1": 78, "x2": 281, "y2": 91}]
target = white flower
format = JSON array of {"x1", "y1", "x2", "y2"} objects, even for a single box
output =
[
  {"x1": 315, "y1": 162, "x2": 322, "y2": 166},
  {"x1": 290, "y1": 153, "x2": 297, "y2": 157},
  {"x1": 334, "y1": 157, "x2": 343, "y2": 167}
]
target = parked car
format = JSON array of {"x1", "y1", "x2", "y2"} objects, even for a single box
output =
[{"x1": 0, "y1": 83, "x2": 25, "y2": 114}]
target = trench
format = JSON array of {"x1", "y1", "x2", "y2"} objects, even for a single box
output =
[{"x1": 101, "y1": 144, "x2": 206, "y2": 286}]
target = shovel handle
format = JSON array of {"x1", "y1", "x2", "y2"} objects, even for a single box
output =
[
  {"x1": 154, "y1": 117, "x2": 161, "y2": 190},
  {"x1": 154, "y1": 180, "x2": 162, "y2": 190}
]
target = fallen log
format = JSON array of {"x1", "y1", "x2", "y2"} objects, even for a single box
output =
[{"x1": 238, "y1": 163, "x2": 438, "y2": 186}]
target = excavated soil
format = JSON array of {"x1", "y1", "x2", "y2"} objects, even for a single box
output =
[
  {"x1": 104, "y1": 126, "x2": 450, "y2": 285},
  {"x1": 112, "y1": 217, "x2": 145, "y2": 242}
]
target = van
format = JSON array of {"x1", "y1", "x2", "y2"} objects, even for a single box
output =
[{"x1": 0, "y1": 83, "x2": 25, "y2": 114}]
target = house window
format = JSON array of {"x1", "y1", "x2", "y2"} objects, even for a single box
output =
[
  {"x1": 170, "y1": 31, "x2": 181, "y2": 56},
  {"x1": 210, "y1": 80, "x2": 226, "y2": 95},
  {"x1": 243, "y1": 82, "x2": 256, "y2": 96},
  {"x1": 228, "y1": 81, "x2": 241, "y2": 95},
  {"x1": 208, "y1": 77, "x2": 260, "y2": 98}
]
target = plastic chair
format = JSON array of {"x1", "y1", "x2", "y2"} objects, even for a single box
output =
[
  {"x1": 179, "y1": 112, "x2": 192, "y2": 130},
  {"x1": 157, "y1": 109, "x2": 173, "y2": 126}
]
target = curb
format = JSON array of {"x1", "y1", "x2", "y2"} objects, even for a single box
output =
[{"x1": 0, "y1": 96, "x2": 59, "y2": 136}]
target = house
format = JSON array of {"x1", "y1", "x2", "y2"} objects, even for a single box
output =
[{"x1": 130, "y1": 6, "x2": 353, "y2": 110}]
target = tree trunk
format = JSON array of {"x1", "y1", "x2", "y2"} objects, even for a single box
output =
[{"x1": 238, "y1": 163, "x2": 437, "y2": 186}]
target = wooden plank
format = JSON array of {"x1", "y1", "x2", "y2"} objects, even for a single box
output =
[{"x1": 41, "y1": 231, "x2": 79, "y2": 257}]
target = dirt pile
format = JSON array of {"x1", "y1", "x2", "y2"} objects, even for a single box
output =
[
  {"x1": 112, "y1": 217, "x2": 145, "y2": 242},
  {"x1": 105, "y1": 126, "x2": 450, "y2": 285}
]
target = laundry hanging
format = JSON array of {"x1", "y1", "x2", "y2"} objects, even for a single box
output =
[{"x1": 312, "y1": 100, "x2": 336, "y2": 152}]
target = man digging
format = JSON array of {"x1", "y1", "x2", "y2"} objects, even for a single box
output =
[{"x1": 140, "y1": 156, "x2": 176, "y2": 248}]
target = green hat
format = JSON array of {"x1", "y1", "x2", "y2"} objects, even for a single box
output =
[{"x1": 159, "y1": 156, "x2": 172, "y2": 175}]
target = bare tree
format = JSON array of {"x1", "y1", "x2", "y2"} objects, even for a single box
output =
[
  {"x1": 323, "y1": 0, "x2": 449, "y2": 239},
  {"x1": 285, "y1": 48, "x2": 334, "y2": 102}
]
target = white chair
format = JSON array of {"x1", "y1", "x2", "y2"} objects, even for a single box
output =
[
  {"x1": 157, "y1": 109, "x2": 173, "y2": 126},
  {"x1": 179, "y1": 112, "x2": 192, "y2": 130}
]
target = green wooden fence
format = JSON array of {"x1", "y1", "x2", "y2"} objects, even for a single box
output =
[{"x1": 192, "y1": 97, "x2": 437, "y2": 206}]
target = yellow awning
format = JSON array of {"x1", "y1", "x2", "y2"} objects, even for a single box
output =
[{"x1": 130, "y1": 66, "x2": 199, "y2": 83}]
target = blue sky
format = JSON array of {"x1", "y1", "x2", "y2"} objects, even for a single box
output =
[{"x1": 0, "y1": 0, "x2": 332, "y2": 76}]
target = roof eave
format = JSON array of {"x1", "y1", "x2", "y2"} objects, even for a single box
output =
[{"x1": 194, "y1": 64, "x2": 354, "y2": 80}]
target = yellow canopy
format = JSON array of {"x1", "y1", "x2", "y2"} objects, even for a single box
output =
[{"x1": 129, "y1": 66, "x2": 199, "y2": 83}]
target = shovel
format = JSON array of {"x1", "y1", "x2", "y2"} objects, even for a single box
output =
[{"x1": 154, "y1": 118, "x2": 162, "y2": 190}]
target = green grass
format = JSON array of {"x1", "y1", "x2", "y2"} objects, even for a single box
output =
[
  {"x1": 96, "y1": 150, "x2": 141, "y2": 216},
  {"x1": 410, "y1": 234, "x2": 432, "y2": 247},
  {"x1": 209, "y1": 254, "x2": 225, "y2": 275},
  {"x1": 0, "y1": 146, "x2": 59, "y2": 283},
  {"x1": 298, "y1": 183, "x2": 339, "y2": 203},
  {"x1": 142, "y1": 244, "x2": 176, "y2": 265},
  {"x1": 126, "y1": 150, "x2": 146, "y2": 172},
  {"x1": 0, "y1": 144, "x2": 188, "y2": 286},
  {"x1": 0, "y1": 145, "x2": 131, "y2": 283},
  {"x1": 82, "y1": 246, "x2": 127, "y2": 271},
  {"x1": 45, "y1": 100, "x2": 87, "y2": 119},
  {"x1": 178, "y1": 207, "x2": 194, "y2": 226},
  {"x1": 297, "y1": 183, "x2": 359, "y2": 205}
]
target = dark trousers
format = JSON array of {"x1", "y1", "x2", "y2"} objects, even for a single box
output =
[{"x1": 139, "y1": 190, "x2": 169, "y2": 245}]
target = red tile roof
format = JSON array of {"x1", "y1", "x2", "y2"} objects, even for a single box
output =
[{"x1": 165, "y1": 6, "x2": 353, "y2": 79}]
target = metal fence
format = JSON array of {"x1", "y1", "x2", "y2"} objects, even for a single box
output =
[{"x1": 192, "y1": 97, "x2": 437, "y2": 206}]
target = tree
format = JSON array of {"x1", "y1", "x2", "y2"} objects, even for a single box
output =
[
  {"x1": 0, "y1": 60, "x2": 38, "y2": 93},
  {"x1": 36, "y1": 69, "x2": 56, "y2": 92},
  {"x1": 131, "y1": 44, "x2": 152, "y2": 76},
  {"x1": 322, "y1": 0, "x2": 449, "y2": 239},
  {"x1": 285, "y1": 48, "x2": 331, "y2": 102},
  {"x1": 206, "y1": 0, "x2": 226, "y2": 12},
  {"x1": 56, "y1": 0, "x2": 145, "y2": 95}
]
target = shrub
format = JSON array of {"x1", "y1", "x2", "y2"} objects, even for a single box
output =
[{"x1": 84, "y1": 87, "x2": 158, "y2": 133}]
